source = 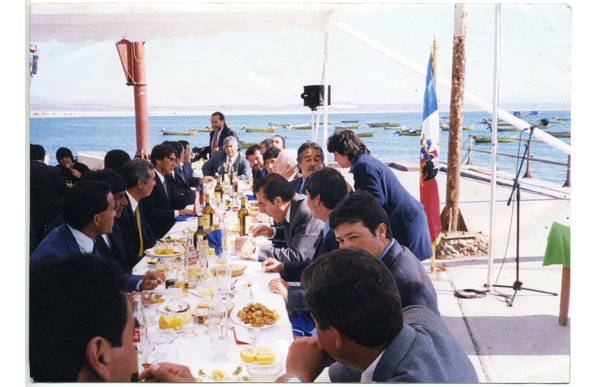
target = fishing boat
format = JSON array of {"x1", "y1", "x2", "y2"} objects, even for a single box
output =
[
  {"x1": 513, "y1": 111, "x2": 522, "y2": 118},
  {"x1": 357, "y1": 131, "x2": 375, "y2": 137},
  {"x1": 240, "y1": 141, "x2": 261, "y2": 149},
  {"x1": 546, "y1": 131, "x2": 570, "y2": 138},
  {"x1": 548, "y1": 120, "x2": 564, "y2": 124},
  {"x1": 243, "y1": 126, "x2": 277, "y2": 132},
  {"x1": 269, "y1": 123, "x2": 290, "y2": 126},
  {"x1": 189, "y1": 127, "x2": 212, "y2": 132},
  {"x1": 474, "y1": 136, "x2": 515, "y2": 143},
  {"x1": 496, "y1": 127, "x2": 521, "y2": 131},
  {"x1": 386, "y1": 126, "x2": 406, "y2": 130},
  {"x1": 366, "y1": 122, "x2": 400, "y2": 127},
  {"x1": 285, "y1": 124, "x2": 312, "y2": 130},
  {"x1": 398, "y1": 129, "x2": 421, "y2": 136},
  {"x1": 160, "y1": 129, "x2": 195, "y2": 136},
  {"x1": 334, "y1": 125, "x2": 360, "y2": 129},
  {"x1": 554, "y1": 116, "x2": 570, "y2": 121},
  {"x1": 528, "y1": 111, "x2": 540, "y2": 117},
  {"x1": 463, "y1": 125, "x2": 474, "y2": 130},
  {"x1": 341, "y1": 119, "x2": 359, "y2": 123}
]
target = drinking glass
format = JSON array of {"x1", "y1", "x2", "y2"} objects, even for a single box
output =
[
  {"x1": 204, "y1": 305, "x2": 220, "y2": 336},
  {"x1": 143, "y1": 303, "x2": 158, "y2": 324},
  {"x1": 247, "y1": 361, "x2": 282, "y2": 382},
  {"x1": 215, "y1": 265, "x2": 232, "y2": 296},
  {"x1": 156, "y1": 348, "x2": 178, "y2": 364},
  {"x1": 209, "y1": 323, "x2": 230, "y2": 362},
  {"x1": 166, "y1": 285, "x2": 184, "y2": 299}
]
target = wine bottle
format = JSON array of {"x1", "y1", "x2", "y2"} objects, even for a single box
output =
[
  {"x1": 214, "y1": 176, "x2": 223, "y2": 204},
  {"x1": 238, "y1": 196, "x2": 250, "y2": 236},
  {"x1": 202, "y1": 193, "x2": 215, "y2": 230}
]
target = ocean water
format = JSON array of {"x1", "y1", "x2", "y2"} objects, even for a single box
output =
[{"x1": 29, "y1": 110, "x2": 571, "y2": 185}]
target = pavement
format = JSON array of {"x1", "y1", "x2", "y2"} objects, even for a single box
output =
[{"x1": 336, "y1": 162, "x2": 575, "y2": 384}]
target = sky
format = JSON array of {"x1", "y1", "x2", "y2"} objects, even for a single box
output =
[{"x1": 26, "y1": 1, "x2": 572, "y2": 108}]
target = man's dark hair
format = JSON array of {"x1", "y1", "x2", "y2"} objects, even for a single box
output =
[
  {"x1": 263, "y1": 146, "x2": 281, "y2": 162},
  {"x1": 305, "y1": 167, "x2": 347, "y2": 210},
  {"x1": 62, "y1": 181, "x2": 111, "y2": 230},
  {"x1": 301, "y1": 248, "x2": 403, "y2": 348},
  {"x1": 178, "y1": 140, "x2": 190, "y2": 147},
  {"x1": 80, "y1": 169, "x2": 126, "y2": 195},
  {"x1": 329, "y1": 190, "x2": 392, "y2": 239},
  {"x1": 29, "y1": 253, "x2": 129, "y2": 382},
  {"x1": 327, "y1": 129, "x2": 370, "y2": 163},
  {"x1": 245, "y1": 144, "x2": 263, "y2": 158},
  {"x1": 150, "y1": 144, "x2": 176, "y2": 167},
  {"x1": 104, "y1": 149, "x2": 131, "y2": 173},
  {"x1": 297, "y1": 141, "x2": 324, "y2": 166},
  {"x1": 56, "y1": 147, "x2": 75, "y2": 162},
  {"x1": 271, "y1": 135, "x2": 286, "y2": 147},
  {"x1": 212, "y1": 111, "x2": 226, "y2": 127},
  {"x1": 163, "y1": 140, "x2": 183, "y2": 159},
  {"x1": 253, "y1": 172, "x2": 295, "y2": 203},
  {"x1": 121, "y1": 158, "x2": 154, "y2": 189},
  {"x1": 31, "y1": 144, "x2": 45, "y2": 161}
]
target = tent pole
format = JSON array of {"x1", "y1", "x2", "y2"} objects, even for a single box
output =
[
  {"x1": 322, "y1": 31, "x2": 330, "y2": 165},
  {"x1": 487, "y1": 4, "x2": 501, "y2": 289}
]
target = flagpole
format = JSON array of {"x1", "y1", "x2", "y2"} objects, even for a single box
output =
[{"x1": 430, "y1": 32, "x2": 439, "y2": 275}]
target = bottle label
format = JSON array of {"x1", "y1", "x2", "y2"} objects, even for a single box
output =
[
  {"x1": 203, "y1": 214, "x2": 212, "y2": 229},
  {"x1": 187, "y1": 248, "x2": 197, "y2": 265},
  {"x1": 133, "y1": 329, "x2": 141, "y2": 343}
]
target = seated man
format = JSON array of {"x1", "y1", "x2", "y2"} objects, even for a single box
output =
[
  {"x1": 178, "y1": 140, "x2": 200, "y2": 187},
  {"x1": 329, "y1": 190, "x2": 439, "y2": 314},
  {"x1": 201, "y1": 136, "x2": 251, "y2": 182},
  {"x1": 269, "y1": 134, "x2": 286, "y2": 150},
  {"x1": 162, "y1": 140, "x2": 195, "y2": 209},
  {"x1": 245, "y1": 144, "x2": 267, "y2": 182},
  {"x1": 263, "y1": 146, "x2": 280, "y2": 174},
  {"x1": 235, "y1": 173, "x2": 323, "y2": 263},
  {"x1": 290, "y1": 141, "x2": 324, "y2": 195},
  {"x1": 104, "y1": 149, "x2": 131, "y2": 174},
  {"x1": 277, "y1": 249, "x2": 478, "y2": 383},
  {"x1": 274, "y1": 148, "x2": 301, "y2": 182},
  {"x1": 55, "y1": 146, "x2": 90, "y2": 184},
  {"x1": 30, "y1": 253, "x2": 195, "y2": 383}
]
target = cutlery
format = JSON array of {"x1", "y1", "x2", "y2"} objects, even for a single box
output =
[{"x1": 248, "y1": 282, "x2": 254, "y2": 301}]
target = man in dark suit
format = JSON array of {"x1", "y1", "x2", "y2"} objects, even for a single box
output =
[
  {"x1": 330, "y1": 190, "x2": 439, "y2": 315},
  {"x1": 235, "y1": 173, "x2": 323, "y2": 263},
  {"x1": 276, "y1": 249, "x2": 478, "y2": 383},
  {"x1": 273, "y1": 148, "x2": 301, "y2": 182},
  {"x1": 178, "y1": 140, "x2": 200, "y2": 187},
  {"x1": 245, "y1": 144, "x2": 267, "y2": 182},
  {"x1": 194, "y1": 111, "x2": 240, "y2": 159},
  {"x1": 201, "y1": 136, "x2": 251, "y2": 181},
  {"x1": 55, "y1": 147, "x2": 90, "y2": 184},
  {"x1": 262, "y1": 168, "x2": 347, "y2": 312},
  {"x1": 141, "y1": 144, "x2": 194, "y2": 239},
  {"x1": 118, "y1": 159, "x2": 158, "y2": 272},
  {"x1": 30, "y1": 144, "x2": 69, "y2": 252},
  {"x1": 162, "y1": 141, "x2": 195, "y2": 209},
  {"x1": 290, "y1": 142, "x2": 324, "y2": 195}
]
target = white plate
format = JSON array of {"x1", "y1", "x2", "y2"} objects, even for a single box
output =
[
  {"x1": 159, "y1": 300, "x2": 192, "y2": 314},
  {"x1": 144, "y1": 248, "x2": 184, "y2": 258},
  {"x1": 230, "y1": 302, "x2": 284, "y2": 330}
]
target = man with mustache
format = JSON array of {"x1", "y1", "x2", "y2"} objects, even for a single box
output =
[{"x1": 291, "y1": 142, "x2": 323, "y2": 195}]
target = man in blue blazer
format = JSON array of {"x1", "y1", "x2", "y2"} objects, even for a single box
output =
[
  {"x1": 276, "y1": 249, "x2": 478, "y2": 383},
  {"x1": 201, "y1": 136, "x2": 251, "y2": 181},
  {"x1": 141, "y1": 144, "x2": 193, "y2": 238}
]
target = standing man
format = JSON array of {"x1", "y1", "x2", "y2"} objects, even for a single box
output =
[
  {"x1": 235, "y1": 173, "x2": 323, "y2": 263},
  {"x1": 141, "y1": 144, "x2": 193, "y2": 239},
  {"x1": 245, "y1": 144, "x2": 267, "y2": 182},
  {"x1": 30, "y1": 144, "x2": 69, "y2": 252},
  {"x1": 118, "y1": 159, "x2": 158, "y2": 271},
  {"x1": 291, "y1": 142, "x2": 324, "y2": 194},
  {"x1": 201, "y1": 136, "x2": 251, "y2": 182},
  {"x1": 195, "y1": 112, "x2": 240, "y2": 159},
  {"x1": 55, "y1": 147, "x2": 90, "y2": 184}
]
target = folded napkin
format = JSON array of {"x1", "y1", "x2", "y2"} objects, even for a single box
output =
[
  {"x1": 289, "y1": 311, "x2": 317, "y2": 337},
  {"x1": 245, "y1": 194, "x2": 257, "y2": 201},
  {"x1": 176, "y1": 214, "x2": 194, "y2": 222},
  {"x1": 207, "y1": 229, "x2": 223, "y2": 256}
]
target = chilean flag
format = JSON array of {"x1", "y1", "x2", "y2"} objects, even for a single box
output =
[{"x1": 420, "y1": 57, "x2": 442, "y2": 244}]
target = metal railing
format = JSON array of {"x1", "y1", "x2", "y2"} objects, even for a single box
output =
[{"x1": 461, "y1": 135, "x2": 571, "y2": 187}]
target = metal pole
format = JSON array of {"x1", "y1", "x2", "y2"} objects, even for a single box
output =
[
  {"x1": 441, "y1": 4, "x2": 468, "y2": 233},
  {"x1": 322, "y1": 31, "x2": 330, "y2": 165},
  {"x1": 132, "y1": 42, "x2": 150, "y2": 156}
]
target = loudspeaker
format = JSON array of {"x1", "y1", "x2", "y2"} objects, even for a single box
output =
[{"x1": 301, "y1": 85, "x2": 331, "y2": 110}]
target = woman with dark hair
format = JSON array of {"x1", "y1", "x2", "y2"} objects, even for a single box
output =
[
  {"x1": 55, "y1": 147, "x2": 90, "y2": 184},
  {"x1": 327, "y1": 129, "x2": 432, "y2": 261}
]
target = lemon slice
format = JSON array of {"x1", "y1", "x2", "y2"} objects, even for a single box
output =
[
  {"x1": 181, "y1": 311, "x2": 192, "y2": 325},
  {"x1": 256, "y1": 351, "x2": 276, "y2": 362},
  {"x1": 255, "y1": 346, "x2": 272, "y2": 354},
  {"x1": 158, "y1": 315, "x2": 171, "y2": 330},
  {"x1": 212, "y1": 370, "x2": 227, "y2": 381},
  {"x1": 170, "y1": 315, "x2": 183, "y2": 330},
  {"x1": 240, "y1": 346, "x2": 258, "y2": 363},
  {"x1": 166, "y1": 313, "x2": 177, "y2": 324}
]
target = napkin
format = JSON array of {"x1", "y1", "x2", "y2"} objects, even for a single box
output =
[
  {"x1": 245, "y1": 194, "x2": 257, "y2": 201},
  {"x1": 289, "y1": 311, "x2": 317, "y2": 337},
  {"x1": 207, "y1": 229, "x2": 223, "y2": 256},
  {"x1": 176, "y1": 214, "x2": 194, "y2": 222}
]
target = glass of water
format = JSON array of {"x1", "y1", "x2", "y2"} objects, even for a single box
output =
[{"x1": 209, "y1": 323, "x2": 230, "y2": 362}]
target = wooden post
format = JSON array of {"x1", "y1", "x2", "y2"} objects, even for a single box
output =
[
  {"x1": 116, "y1": 40, "x2": 150, "y2": 156},
  {"x1": 558, "y1": 267, "x2": 570, "y2": 326},
  {"x1": 440, "y1": 4, "x2": 468, "y2": 233}
]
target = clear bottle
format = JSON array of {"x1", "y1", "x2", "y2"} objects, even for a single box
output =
[
  {"x1": 184, "y1": 234, "x2": 197, "y2": 289},
  {"x1": 131, "y1": 294, "x2": 148, "y2": 376},
  {"x1": 231, "y1": 191, "x2": 239, "y2": 212},
  {"x1": 197, "y1": 234, "x2": 209, "y2": 276},
  {"x1": 238, "y1": 196, "x2": 250, "y2": 236},
  {"x1": 218, "y1": 212, "x2": 227, "y2": 252}
]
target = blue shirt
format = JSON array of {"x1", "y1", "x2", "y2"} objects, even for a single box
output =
[{"x1": 378, "y1": 238, "x2": 396, "y2": 261}]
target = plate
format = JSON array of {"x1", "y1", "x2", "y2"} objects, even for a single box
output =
[
  {"x1": 144, "y1": 247, "x2": 184, "y2": 258},
  {"x1": 159, "y1": 300, "x2": 191, "y2": 314},
  {"x1": 230, "y1": 302, "x2": 284, "y2": 330}
]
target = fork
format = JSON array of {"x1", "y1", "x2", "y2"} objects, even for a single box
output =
[{"x1": 248, "y1": 281, "x2": 254, "y2": 302}]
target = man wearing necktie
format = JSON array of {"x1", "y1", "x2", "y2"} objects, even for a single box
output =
[
  {"x1": 235, "y1": 173, "x2": 323, "y2": 263},
  {"x1": 245, "y1": 144, "x2": 267, "y2": 182},
  {"x1": 162, "y1": 141, "x2": 195, "y2": 209},
  {"x1": 177, "y1": 140, "x2": 200, "y2": 188},
  {"x1": 290, "y1": 142, "x2": 324, "y2": 195},
  {"x1": 195, "y1": 112, "x2": 240, "y2": 159},
  {"x1": 200, "y1": 136, "x2": 251, "y2": 183},
  {"x1": 30, "y1": 181, "x2": 116, "y2": 266}
]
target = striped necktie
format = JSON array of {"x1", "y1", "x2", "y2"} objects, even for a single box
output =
[
  {"x1": 135, "y1": 206, "x2": 144, "y2": 257},
  {"x1": 163, "y1": 179, "x2": 169, "y2": 200}
]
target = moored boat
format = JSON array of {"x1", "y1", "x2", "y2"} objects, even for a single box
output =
[
  {"x1": 160, "y1": 129, "x2": 195, "y2": 135},
  {"x1": 243, "y1": 126, "x2": 277, "y2": 132},
  {"x1": 386, "y1": 126, "x2": 406, "y2": 130},
  {"x1": 240, "y1": 141, "x2": 261, "y2": 148},
  {"x1": 334, "y1": 125, "x2": 360, "y2": 129},
  {"x1": 357, "y1": 131, "x2": 375, "y2": 137},
  {"x1": 285, "y1": 124, "x2": 312, "y2": 129},
  {"x1": 545, "y1": 131, "x2": 571, "y2": 138},
  {"x1": 398, "y1": 129, "x2": 421, "y2": 136},
  {"x1": 366, "y1": 121, "x2": 400, "y2": 127},
  {"x1": 341, "y1": 119, "x2": 359, "y2": 123},
  {"x1": 474, "y1": 136, "x2": 515, "y2": 143},
  {"x1": 269, "y1": 123, "x2": 290, "y2": 126}
]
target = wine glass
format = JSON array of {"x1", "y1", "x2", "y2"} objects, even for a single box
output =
[{"x1": 209, "y1": 321, "x2": 230, "y2": 362}]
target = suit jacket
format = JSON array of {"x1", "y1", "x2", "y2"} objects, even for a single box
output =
[
  {"x1": 56, "y1": 161, "x2": 90, "y2": 183},
  {"x1": 116, "y1": 195, "x2": 157, "y2": 271},
  {"x1": 329, "y1": 306, "x2": 478, "y2": 383},
  {"x1": 96, "y1": 223, "x2": 144, "y2": 291},
  {"x1": 164, "y1": 172, "x2": 195, "y2": 210},
  {"x1": 251, "y1": 167, "x2": 267, "y2": 183},
  {"x1": 290, "y1": 176, "x2": 307, "y2": 195},
  {"x1": 199, "y1": 127, "x2": 240, "y2": 159},
  {"x1": 201, "y1": 150, "x2": 251, "y2": 181},
  {"x1": 141, "y1": 173, "x2": 176, "y2": 239},
  {"x1": 257, "y1": 194, "x2": 323, "y2": 263},
  {"x1": 30, "y1": 223, "x2": 82, "y2": 267},
  {"x1": 381, "y1": 239, "x2": 439, "y2": 314},
  {"x1": 182, "y1": 161, "x2": 200, "y2": 188},
  {"x1": 351, "y1": 153, "x2": 432, "y2": 261}
]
